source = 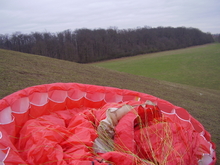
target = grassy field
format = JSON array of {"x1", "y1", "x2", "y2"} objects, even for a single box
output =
[
  {"x1": 0, "y1": 47, "x2": 220, "y2": 163},
  {"x1": 94, "y1": 43, "x2": 220, "y2": 90}
]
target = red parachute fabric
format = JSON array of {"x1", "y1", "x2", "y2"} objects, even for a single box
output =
[{"x1": 0, "y1": 83, "x2": 216, "y2": 165}]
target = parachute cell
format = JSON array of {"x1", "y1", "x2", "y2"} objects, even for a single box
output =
[{"x1": 0, "y1": 83, "x2": 216, "y2": 165}]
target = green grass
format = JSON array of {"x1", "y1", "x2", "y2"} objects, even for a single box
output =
[
  {"x1": 94, "y1": 43, "x2": 220, "y2": 90},
  {"x1": 0, "y1": 47, "x2": 220, "y2": 163}
]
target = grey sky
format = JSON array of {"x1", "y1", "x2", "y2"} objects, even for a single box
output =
[{"x1": 0, "y1": 0, "x2": 220, "y2": 34}]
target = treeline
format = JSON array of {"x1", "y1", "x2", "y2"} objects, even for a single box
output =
[
  {"x1": 0, "y1": 27, "x2": 214, "y2": 63},
  {"x1": 212, "y1": 34, "x2": 220, "y2": 42}
]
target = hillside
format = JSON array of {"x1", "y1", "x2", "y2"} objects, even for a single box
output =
[
  {"x1": 93, "y1": 43, "x2": 220, "y2": 90},
  {"x1": 0, "y1": 48, "x2": 220, "y2": 162}
]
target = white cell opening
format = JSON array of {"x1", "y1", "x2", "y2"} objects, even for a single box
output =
[
  {"x1": 161, "y1": 108, "x2": 175, "y2": 115},
  {"x1": 0, "y1": 107, "x2": 13, "y2": 124},
  {"x1": 48, "y1": 90, "x2": 67, "y2": 103},
  {"x1": 175, "y1": 107, "x2": 190, "y2": 121},
  {"x1": 11, "y1": 97, "x2": 30, "y2": 114},
  {"x1": 85, "y1": 92, "x2": 105, "y2": 102},
  {"x1": 67, "y1": 89, "x2": 85, "y2": 101},
  {"x1": 104, "y1": 93, "x2": 123, "y2": 103},
  {"x1": 0, "y1": 147, "x2": 10, "y2": 164},
  {"x1": 29, "y1": 92, "x2": 48, "y2": 106},
  {"x1": 198, "y1": 154, "x2": 213, "y2": 165},
  {"x1": 157, "y1": 100, "x2": 174, "y2": 113}
]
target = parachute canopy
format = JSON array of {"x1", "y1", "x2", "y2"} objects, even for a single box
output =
[{"x1": 0, "y1": 83, "x2": 216, "y2": 165}]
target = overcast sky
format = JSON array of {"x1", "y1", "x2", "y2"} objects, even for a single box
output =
[{"x1": 1, "y1": 0, "x2": 220, "y2": 35}]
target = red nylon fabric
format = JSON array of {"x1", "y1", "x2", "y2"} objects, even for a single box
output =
[
  {"x1": 0, "y1": 83, "x2": 216, "y2": 165},
  {"x1": 14, "y1": 102, "x2": 209, "y2": 164}
]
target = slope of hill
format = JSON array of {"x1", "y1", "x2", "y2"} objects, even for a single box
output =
[
  {"x1": 94, "y1": 43, "x2": 220, "y2": 90},
  {"x1": 0, "y1": 48, "x2": 219, "y2": 162}
]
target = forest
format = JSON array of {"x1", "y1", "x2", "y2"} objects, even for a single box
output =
[{"x1": 0, "y1": 26, "x2": 214, "y2": 63}]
